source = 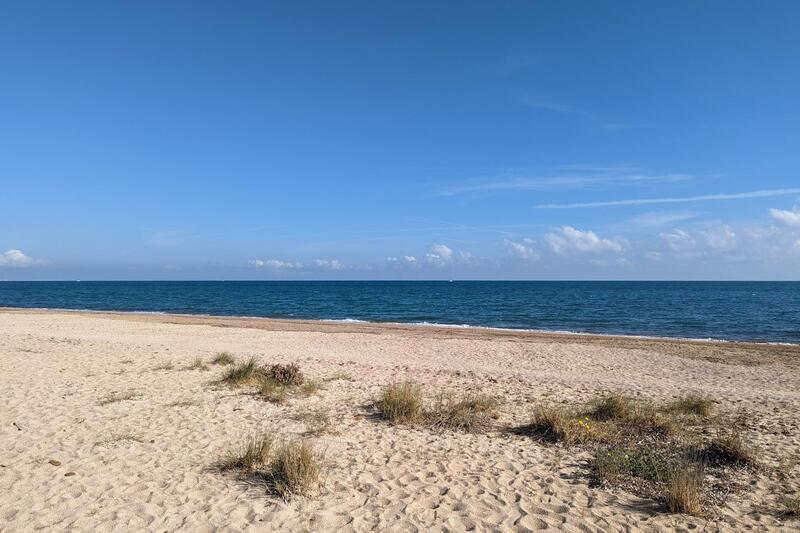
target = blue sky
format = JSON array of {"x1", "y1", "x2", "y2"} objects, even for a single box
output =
[{"x1": 2, "y1": 1, "x2": 799, "y2": 280}]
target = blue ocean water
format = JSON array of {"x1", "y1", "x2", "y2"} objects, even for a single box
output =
[{"x1": 1, "y1": 281, "x2": 798, "y2": 343}]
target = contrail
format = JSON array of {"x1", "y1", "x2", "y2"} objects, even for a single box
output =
[{"x1": 535, "y1": 188, "x2": 800, "y2": 209}]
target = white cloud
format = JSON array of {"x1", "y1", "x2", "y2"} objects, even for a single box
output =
[
  {"x1": 313, "y1": 259, "x2": 345, "y2": 270},
  {"x1": 249, "y1": 259, "x2": 303, "y2": 269},
  {"x1": 0, "y1": 249, "x2": 41, "y2": 267},
  {"x1": 660, "y1": 229, "x2": 696, "y2": 253},
  {"x1": 504, "y1": 239, "x2": 540, "y2": 260},
  {"x1": 702, "y1": 225, "x2": 736, "y2": 250},
  {"x1": 426, "y1": 244, "x2": 454, "y2": 266},
  {"x1": 387, "y1": 255, "x2": 418, "y2": 266},
  {"x1": 545, "y1": 226, "x2": 628, "y2": 255},
  {"x1": 770, "y1": 206, "x2": 800, "y2": 226}
]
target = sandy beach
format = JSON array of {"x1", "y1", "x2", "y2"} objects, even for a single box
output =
[{"x1": 1, "y1": 308, "x2": 799, "y2": 532}]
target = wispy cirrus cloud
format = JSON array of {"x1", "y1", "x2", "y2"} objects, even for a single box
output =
[
  {"x1": 536, "y1": 188, "x2": 800, "y2": 209},
  {"x1": 436, "y1": 167, "x2": 692, "y2": 196}
]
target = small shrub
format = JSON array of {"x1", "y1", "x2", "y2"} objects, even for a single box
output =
[
  {"x1": 705, "y1": 430, "x2": 754, "y2": 466},
  {"x1": 666, "y1": 464, "x2": 703, "y2": 515},
  {"x1": 212, "y1": 352, "x2": 235, "y2": 365},
  {"x1": 377, "y1": 382, "x2": 423, "y2": 423},
  {"x1": 426, "y1": 393, "x2": 498, "y2": 432},
  {"x1": 221, "y1": 433, "x2": 274, "y2": 472},
  {"x1": 266, "y1": 363, "x2": 304, "y2": 386},
  {"x1": 152, "y1": 362, "x2": 174, "y2": 371},
  {"x1": 222, "y1": 358, "x2": 260, "y2": 385},
  {"x1": 269, "y1": 440, "x2": 323, "y2": 499},
  {"x1": 665, "y1": 395, "x2": 714, "y2": 417}
]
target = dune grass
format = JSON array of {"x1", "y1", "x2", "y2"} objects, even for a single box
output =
[
  {"x1": 221, "y1": 434, "x2": 323, "y2": 499},
  {"x1": 666, "y1": 464, "x2": 704, "y2": 516},
  {"x1": 377, "y1": 382, "x2": 423, "y2": 423},
  {"x1": 211, "y1": 352, "x2": 236, "y2": 365},
  {"x1": 220, "y1": 433, "x2": 274, "y2": 472},
  {"x1": 425, "y1": 393, "x2": 499, "y2": 432},
  {"x1": 704, "y1": 429, "x2": 755, "y2": 466},
  {"x1": 665, "y1": 395, "x2": 714, "y2": 417},
  {"x1": 269, "y1": 440, "x2": 323, "y2": 499},
  {"x1": 221, "y1": 358, "x2": 261, "y2": 385},
  {"x1": 186, "y1": 356, "x2": 209, "y2": 371}
]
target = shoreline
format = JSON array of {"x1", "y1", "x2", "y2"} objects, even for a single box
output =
[
  {"x1": 2, "y1": 304, "x2": 798, "y2": 348},
  {"x1": 3, "y1": 306, "x2": 799, "y2": 367}
]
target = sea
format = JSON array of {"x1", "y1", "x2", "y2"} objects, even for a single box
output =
[{"x1": 1, "y1": 281, "x2": 798, "y2": 344}]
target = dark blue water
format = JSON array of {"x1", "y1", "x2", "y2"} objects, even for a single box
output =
[{"x1": 1, "y1": 281, "x2": 798, "y2": 343}]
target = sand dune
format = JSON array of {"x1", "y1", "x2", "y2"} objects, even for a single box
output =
[{"x1": 1, "y1": 310, "x2": 799, "y2": 531}]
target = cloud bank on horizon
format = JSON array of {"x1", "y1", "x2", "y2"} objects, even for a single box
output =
[{"x1": 1, "y1": 2, "x2": 799, "y2": 280}]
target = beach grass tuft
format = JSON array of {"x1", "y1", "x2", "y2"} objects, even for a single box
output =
[
  {"x1": 520, "y1": 406, "x2": 606, "y2": 444},
  {"x1": 211, "y1": 352, "x2": 236, "y2": 365},
  {"x1": 377, "y1": 382, "x2": 423, "y2": 423},
  {"x1": 220, "y1": 433, "x2": 274, "y2": 472},
  {"x1": 186, "y1": 356, "x2": 209, "y2": 371},
  {"x1": 425, "y1": 393, "x2": 498, "y2": 432},
  {"x1": 704, "y1": 429, "x2": 755, "y2": 466},
  {"x1": 221, "y1": 358, "x2": 260, "y2": 385},
  {"x1": 269, "y1": 440, "x2": 323, "y2": 499},
  {"x1": 665, "y1": 464, "x2": 704, "y2": 516},
  {"x1": 257, "y1": 378, "x2": 289, "y2": 404},
  {"x1": 665, "y1": 395, "x2": 714, "y2": 417}
]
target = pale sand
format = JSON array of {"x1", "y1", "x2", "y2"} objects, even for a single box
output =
[{"x1": 1, "y1": 309, "x2": 799, "y2": 532}]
